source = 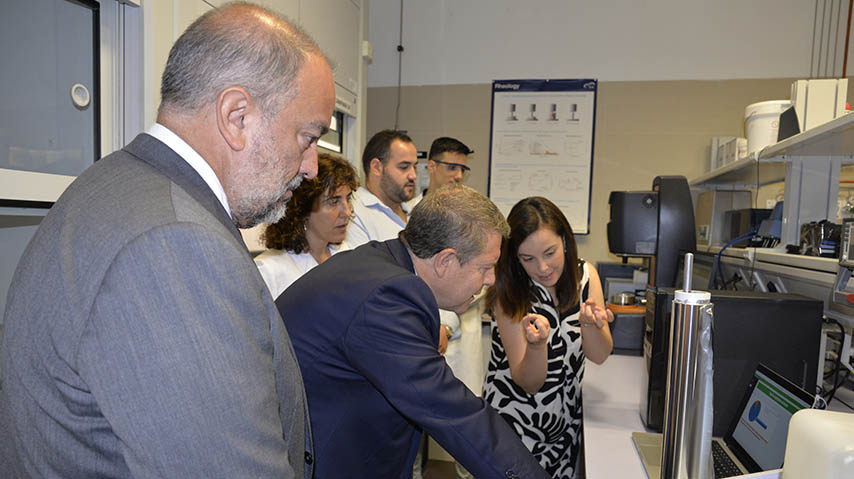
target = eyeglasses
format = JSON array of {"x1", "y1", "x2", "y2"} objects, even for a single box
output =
[{"x1": 432, "y1": 159, "x2": 471, "y2": 174}]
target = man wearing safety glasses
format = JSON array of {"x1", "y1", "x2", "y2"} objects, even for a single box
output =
[{"x1": 407, "y1": 137, "x2": 472, "y2": 208}]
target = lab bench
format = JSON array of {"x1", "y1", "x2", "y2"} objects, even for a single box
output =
[{"x1": 582, "y1": 355, "x2": 782, "y2": 479}]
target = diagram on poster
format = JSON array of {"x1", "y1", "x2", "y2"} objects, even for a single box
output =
[{"x1": 488, "y1": 79, "x2": 597, "y2": 234}]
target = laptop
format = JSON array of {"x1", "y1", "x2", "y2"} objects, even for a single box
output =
[{"x1": 632, "y1": 363, "x2": 815, "y2": 479}]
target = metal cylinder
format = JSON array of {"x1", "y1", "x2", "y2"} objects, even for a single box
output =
[
  {"x1": 683, "y1": 253, "x2": 693, "y2": 292},
  {"x1": 660, "y1": 254, "x2": 714, "y2": 479}
]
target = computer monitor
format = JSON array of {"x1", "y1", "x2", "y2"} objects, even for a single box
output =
[{"x1": 726, "y1": 364, "x2": 815, "y2": 471}]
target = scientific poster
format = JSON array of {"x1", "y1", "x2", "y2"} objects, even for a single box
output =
[{"x1": 488, "y1": 79, "x2": 597, "y2": 234}]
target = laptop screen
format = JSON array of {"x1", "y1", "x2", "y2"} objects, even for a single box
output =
[{"x1": 728, "y1": 366, "x2": 813, "y2": 471}]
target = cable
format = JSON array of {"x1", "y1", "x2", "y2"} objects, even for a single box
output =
[
  {"x1": 709, "y1": 231, "x2": 757, "y2": 290},
  {"x1": 824, "y1": 319, "x2": 844, "y2": 379},
  {"x1": 828, "y1": 369, "x2": 852, "y2": 405},
  {"x1": 723, "y1": 272, "x2": 743, "y2": 290},
  {"x1": 393, "y1": 0, "x2": 404, "y2": 130},
  {"x1": 823, "y1": 316, "x2": 849, "y2": 405},
  {"x1": 813, "y1": 393, "x2": 827, "y2": 409}
]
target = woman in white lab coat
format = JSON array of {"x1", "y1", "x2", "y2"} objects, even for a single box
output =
[{"x1": 254, "y1": 153, "x2": 358, "y2": 299}]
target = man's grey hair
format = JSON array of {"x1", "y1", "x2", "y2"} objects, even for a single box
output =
[
  {"x1": 159, "y1": 2, "x2": 327, "y2": 117},
  {"x1": 401, "y1": 184, "x2": 510, "y2": 264}
]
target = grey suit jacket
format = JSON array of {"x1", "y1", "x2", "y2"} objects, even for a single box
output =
[{"x1": 0, "y1": 134, "x2": 313, "y2": 478}]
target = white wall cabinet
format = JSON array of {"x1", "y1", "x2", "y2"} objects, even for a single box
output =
[
  {"x1": 171, "y1": 0, "x2": 361, "y2": 99},
  {"x1": 146, "y1": 0, "x2": 365, "y2": 134},
  {"x1": 206, "y1": 0, "x2": 299, "y2": 20},
  {"x1": 174, "y1": 0, "x2": 211, "y2": 34},
  {"x1": 300, "y1": 0, "x2": 361, "y2": 97}
]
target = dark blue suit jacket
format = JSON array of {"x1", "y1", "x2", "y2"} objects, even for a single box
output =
[{"x1": 277, "y1": 239, "x2": 547, "y2": 478}]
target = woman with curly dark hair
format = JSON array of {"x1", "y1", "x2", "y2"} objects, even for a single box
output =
[{"x1": 254, "y1": 153, "x2": 359, "y2": 298}]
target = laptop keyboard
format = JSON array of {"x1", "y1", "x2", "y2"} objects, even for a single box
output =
[{"x1": 712, "y1": 441, "x2": 742, "y2": 478}]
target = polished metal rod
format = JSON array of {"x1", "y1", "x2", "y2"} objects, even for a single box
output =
[{"x1": 683, "y1": 252, "x2": 693, "y2": 292}]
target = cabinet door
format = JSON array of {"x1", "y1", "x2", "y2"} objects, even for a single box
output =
[
  {"x1": 0, "y1": 0, "x2": 98, "y2": 178},
  {"x1": 175, "y1": 0, "x2": 212, "y2": 35},
  {"x1": 146, "y1": 0, "x2": 213, "y2": 123},
  {"x1": 267, "y1": 0, "x2": 299, "y2": 21},
  {"x1": 299, "y1": 0, "x2": 360, "y2": 96},
  {"x1": 206, "y1": 0, "x2": 298, "y2": 20}
]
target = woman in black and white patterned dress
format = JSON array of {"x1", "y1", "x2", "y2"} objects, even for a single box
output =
[{"x1": 482, "y1": 197, "x2": 614, "y2": 479}]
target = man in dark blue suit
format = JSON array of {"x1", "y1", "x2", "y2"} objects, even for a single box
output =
[{"x1": 277, "y1": 184, "x2": 548, "y2": 478}]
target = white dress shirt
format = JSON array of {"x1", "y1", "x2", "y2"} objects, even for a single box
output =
[
  {"x1": 254, "y1": 242, "x2": 349, "y2": 299},
  {"x1": 345, "y1": 186, "x2": 410, "y2": 248},
  {"x1": 147, "y1": 123, "x2": 232, "y2": 218},
  {"x1": 403, "y1": 190, "x2": 424, "y2": 214}
]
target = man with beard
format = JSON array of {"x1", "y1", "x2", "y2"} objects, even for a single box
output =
[
  {"x1": 346, "y1": 129, "x2": 418, "y2": 247},
  {"x1": 0, "y1": 4, "x2": 333, "y2": 478}
]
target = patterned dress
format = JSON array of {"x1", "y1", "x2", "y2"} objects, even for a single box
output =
[{"x1": 483, "y1": 260, "x2": 590, "y2": 479}]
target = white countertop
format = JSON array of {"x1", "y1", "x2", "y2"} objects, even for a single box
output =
[
  {"x1": 582, "y1": 354, "x2": 649, "y2": 478},
  {"x1": 582, "y1": 354, "x2": 782, "y2": 479}
]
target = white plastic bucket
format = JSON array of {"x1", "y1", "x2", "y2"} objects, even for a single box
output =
[{"x1": 744, "y1": 100, "x2": 791, "y2": 154}]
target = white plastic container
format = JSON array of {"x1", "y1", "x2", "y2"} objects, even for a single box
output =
[
  {"x1": 781, "y1": 409, "x2": 854, "y2": 479},
  {"x1": 744, "y1": 100, "x2": 791, "y2": 154}
]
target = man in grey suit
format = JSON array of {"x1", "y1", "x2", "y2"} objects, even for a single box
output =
[{"x1": 0, "y1": 3, "x2": 333, "y2": 478}]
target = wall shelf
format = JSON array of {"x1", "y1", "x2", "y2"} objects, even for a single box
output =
[
  {"x1": 692, "y1": 113, "x2": 854, "y2": 188},
  {"x1": 691, "y1": 112, "x2": 854, "y2": 246},
  {"x1": 761, "y1": 112, "x2": 854, "y2": 159},
  {"x1": 698, "y1": 245, "x2": 838, "y2": 273},
  {"x1": 690, "y1": 153, "x2": 785, "y2": 187}
]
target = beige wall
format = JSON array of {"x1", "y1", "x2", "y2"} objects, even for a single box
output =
[
  {"x1": 365, "y1": 84, "x2": 495, "y2": 193},
  {"x1": 367, "y1": 79, "x2": 809, "y2": 266}
]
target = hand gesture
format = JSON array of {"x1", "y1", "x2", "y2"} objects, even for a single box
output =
[
  {"x1": 438, "y1": 325, "x2": 449, "y2": 355},
  {"x1": 522, "y1": 313, "x2": 550, "y2": 346},
  {"x1": 579, "y1": 299, "x2": 614, "y2": 329}
]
